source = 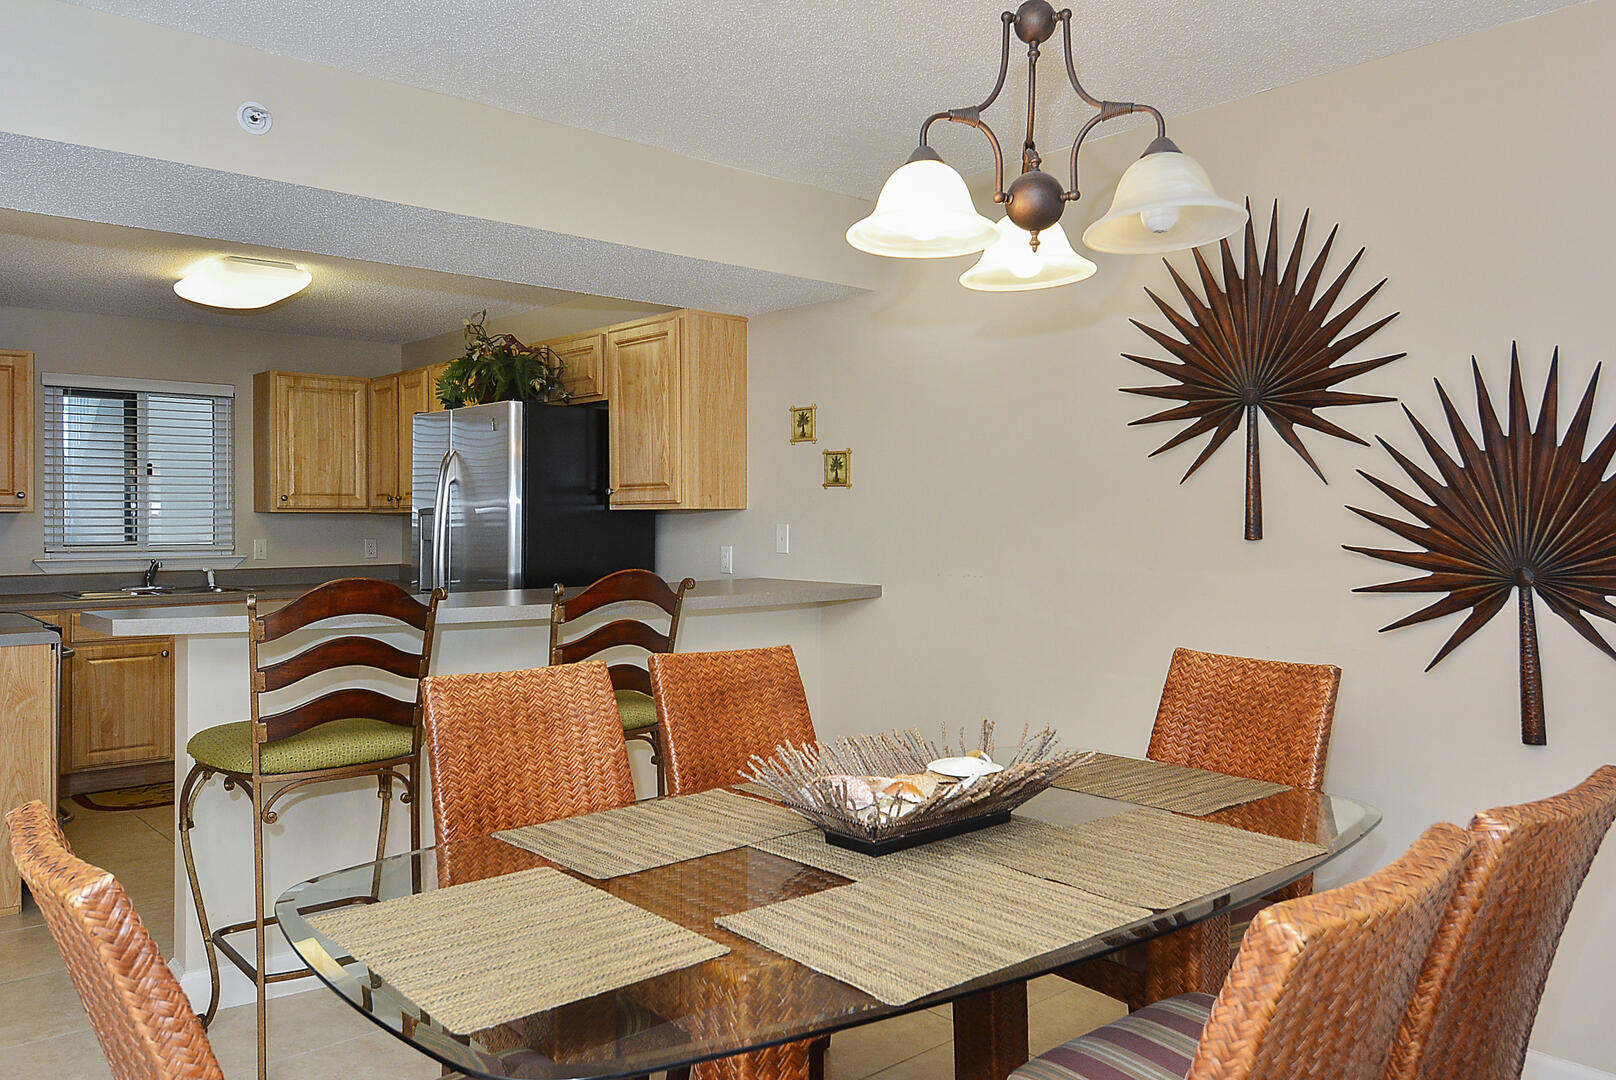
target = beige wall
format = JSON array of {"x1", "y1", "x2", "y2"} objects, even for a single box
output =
[
  {"x1": 0, "y1": 305, "x2": 405, "y2": 574},
  {"x1": 400, "y1": 296, "x2": 672, "y2": 370},
  {"x1": 658, "y1": 1, "x2": 1616, "y2": 1070}
]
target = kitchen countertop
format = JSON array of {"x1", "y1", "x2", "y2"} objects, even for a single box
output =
[
  {"x1": 0, "y1": 612, "x2": 63, "y2": 647},
  {"x1": 79, "y1": 578, "x2": 882, "y2": 637}
]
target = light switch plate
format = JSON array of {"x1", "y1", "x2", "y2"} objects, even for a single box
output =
[
  {"x1": 252, "y1": 539, "x2": 267, "y2": 560},
  {"x1": 719, "y1": 545, "x2": 734, "y2": 574},
  {"x1": 775, "y1": 524, "x2": 790, "y2": 554}
]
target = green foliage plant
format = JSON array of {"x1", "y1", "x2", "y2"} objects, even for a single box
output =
[{"x1": 434, "y1": 310, "x2": 572, "y2": 409}]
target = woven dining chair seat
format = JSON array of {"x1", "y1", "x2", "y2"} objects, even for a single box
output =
[
  {"x1": 186, "y1": 717, "x2": 415, "y2": 776},
  {"x1": 1013, "y1": 994, "x2": 1215, "y2": 1080},
  {"x1": 616, "y1": 689, "x2": 659, "y2": 733}
]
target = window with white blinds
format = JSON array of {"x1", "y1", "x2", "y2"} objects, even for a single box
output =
[{"x1": 41, "y1": 374, "x2": 235, "y2": 553}]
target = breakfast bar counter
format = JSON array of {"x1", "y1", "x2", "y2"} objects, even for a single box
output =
[{"x1": 80, "y1": 577, "x2": 879, "y2": 1011}]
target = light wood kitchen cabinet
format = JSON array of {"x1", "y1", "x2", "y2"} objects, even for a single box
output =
[
  {"x1": 367, "y1": 374, "x2": 400, "y2": 512},
  {"x1": 542, "y1": 331, "x2": 606, "y2": 402},
  {"x1": 368, "y1": 369, "x2": 432, "y2": 512},
  {"x1": 426, "y1": 362, "x2": 449, "y2": 412},
  {"x1": 0, "y1": 642, "x2": 56, "y2": 915},
  {"x1": 65, "y1": 638, "x2": 174, "y2": 773},
  {"x1": 605, "y1": 311, "x2": 746, "y2": 509},
  {"x1": 254, "y1": 371, "x2": 370, "y2": 511},
  {"x1": 0, "y1": 350, "x2": 34, "y2": 512}
]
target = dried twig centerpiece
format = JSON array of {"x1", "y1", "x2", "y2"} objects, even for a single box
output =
[
  {"x1": 1348, "y1": 348, "x2": 1616, "y2": 746},
  {"x1": 743, "y1": 721, "x2": 1089, "y2": 855},
  {"x1": 1124, "y1": 200, "x2": 1403, "y2": 540}
]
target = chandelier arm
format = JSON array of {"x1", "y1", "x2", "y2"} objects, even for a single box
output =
[
  {"x1": 1057, "y1": 9, "x2": 1168, "y2": 138},
  {"x1": 918, "y1": 111, "x2": 1009, "y2": 203},
  {"x1": 1064, "y1": 102, "x2": 1168, "y2": 199}
]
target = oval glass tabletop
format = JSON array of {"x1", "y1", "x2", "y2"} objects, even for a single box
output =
[{"x1": 276, "y1": 787, "x2": 1378, "y2": 1080}]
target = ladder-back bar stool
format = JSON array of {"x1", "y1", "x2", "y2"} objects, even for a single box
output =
[
  {"x1": 176, "y1": 578, "x2": 443, "y2": 1080},
  {"x1": 550, "y1": 569, "x2": 695, "y2": 796}
]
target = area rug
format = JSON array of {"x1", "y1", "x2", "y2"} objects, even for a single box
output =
[{"x1": 71, "y1": 782, "x2": 175, "y2": 813}]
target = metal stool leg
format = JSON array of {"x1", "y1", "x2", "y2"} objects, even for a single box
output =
[
  {"x1": 648, "y1": 725, "x2": 667, "y2": 797},
  {"x1": 176, "y1": 763, "x2": 221, "y2": 1027},
  {"x1": 252, "y1": 779, "x2": 269, "y2": 1080}
]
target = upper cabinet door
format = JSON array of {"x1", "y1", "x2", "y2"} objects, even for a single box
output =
[
  {"x1": 547, "y1": 332, "x2": 606, "y2": 402},
  {"x1": 425, "y1": 363, "x2": 450, "y2": 412},
  {"x1": 367, "y1": 375, "x2": 400, "y2": 511},
  {"x1": 0, "y1": 350, "x2": 33, "y2": 512},
  {"x1": 606, "y1": 319, "x2": 682, "y2": 506},
  {"x1": 255, "y1": 372, "x2": 369, "y2": 511},
  {"x1": 395, "y1": 367, "x2": 431, "y2": 510}
]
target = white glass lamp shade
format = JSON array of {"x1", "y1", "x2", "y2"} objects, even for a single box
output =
[
  {"x1": 174, "y1": 256, "x2": 312, "y2": 310},
  {"x1": 1081, "y1": 147, "x2": 1247, "y2": 255},
  {"x1": 846, "y1": 158, "x2": 999, "y2": 258},
  {"x1": 959, "y1": 217, "x2": 1097, "y2": 292}
]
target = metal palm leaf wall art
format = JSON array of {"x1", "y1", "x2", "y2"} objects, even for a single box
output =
[
  {"x1": 1124, "y1": 200, "x2": 1404, "y2": 539},
  {"x1": 1348, "y1": 349, "x2": 1616, "y2": 745}
]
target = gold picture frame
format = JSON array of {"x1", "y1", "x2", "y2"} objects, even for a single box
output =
[
  {"x1": 823, "y1": 449, "x2": 851, "y2": 489},
  {"x1": 790, "y1": 404, "x2": 818, "y2": 443}
]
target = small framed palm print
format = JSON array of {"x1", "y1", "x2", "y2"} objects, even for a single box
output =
[
  {"x1": 823, "y1": 449, "x2": 851, "y2": 488},
  {"x1": 790, "y1": 404, "x2": 817, "y2": 443}
]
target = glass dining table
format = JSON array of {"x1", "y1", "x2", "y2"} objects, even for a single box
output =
[{"x1": 275, "y1": 785, "x2": 1378, "y2": 1080}]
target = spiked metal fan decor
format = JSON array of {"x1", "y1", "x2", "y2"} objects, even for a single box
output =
[
  {"x1": 1347, "y1": 348, "x2": 1616, "y2": 745},
  {"x1": 1124, "y1": 201, "x2": 1403, "y2": 539}
]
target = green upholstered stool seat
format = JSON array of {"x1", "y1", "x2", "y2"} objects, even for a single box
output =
[
  {"x1": 615, "y1": 689, "x2": 659, "y2": 733},
  {"x1": 186, "y1": 717, "x2": 415, "y2": 776}
]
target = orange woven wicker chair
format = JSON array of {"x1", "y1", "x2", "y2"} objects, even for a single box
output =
[
  {"x1": 649, "y1": 645, "x2": 817, "y2": 796},
  {"x1": 7, "y1": 799, "x2": 225, "y2": 1080},
  {"x1": 422, "y1": 661, "x2": 636, "y2": 886},
  {"x1": 1011, "y1": 822, "x2": 1471, "y2": 1080},
  {"x1": 1063, "y1": 646, "x2": 1341, "y2": 1009},
  {"x1": 648, "y1": 644, "x2": 823, "y2": 1080},
  {"x1": 1385, "y1": 765, "x2": 1616, "y2": 1080},
  {"x1": 551, "y1": 570, "x2": 695, "y2": 796},
  {"x1": 176, "y1": 578, "x2": 442, "y2": 1080}
]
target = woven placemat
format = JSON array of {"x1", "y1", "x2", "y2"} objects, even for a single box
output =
[
  {"x1": 308, "y1": 867, "x2": 728, "y2": 1034},
  {"x1": 1054, "y1": 753, "x2": 1289, "y2": 815},
  {"x1": 1004, "y1": 807, "x2": 1326, "y2": 910},
  {"x1": 496, "y1": 788, "x2": 813, "y2": 879},
  {"x1": 717, "y1": 865, "x2": 1148, "y2": 1006}
]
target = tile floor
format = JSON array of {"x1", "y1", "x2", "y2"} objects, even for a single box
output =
[{"x1": 1, "y1": 802, "x2": 1126, "y2": 1079}]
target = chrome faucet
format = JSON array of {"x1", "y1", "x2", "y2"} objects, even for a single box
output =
[
  {"x1": 144, "y1": 559, "x2": 162, "y2": 588},
  {"x1": 205, "y1": 568, "x2": 217, "y2": 590}
]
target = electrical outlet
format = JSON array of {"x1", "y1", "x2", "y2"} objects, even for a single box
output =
[
  {"x1": 362, "y1": 538, "x2": 378, "y2": 560},
  {"x1": 719, "y1": 545, "x2": 734, "y2": 574},
  {"x1": 775, "y1": 523, "x2": 790, "y2": 554},
  {"x1": 251, "y1": 539, "x2": 267, "y2": 560}
]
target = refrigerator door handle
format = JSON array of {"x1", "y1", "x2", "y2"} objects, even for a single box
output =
[{"x1": 431, "y1": 449, "x2": 466, "y2": 591}]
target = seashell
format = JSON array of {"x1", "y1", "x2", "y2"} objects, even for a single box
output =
[
  {"x1": 928, "y1": 755, "x2": 1004, "y2": 779},
  {"x1": 821, "y1": 774, "x2": 875, "y2": 811},
  {"x1": 891, "y1": 772, "x2": 940, "y2": 800},
  {"x1": 881, "y1": 778, "x2": 927, "y2": 803}
]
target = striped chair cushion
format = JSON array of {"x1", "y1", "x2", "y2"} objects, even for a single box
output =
[{"x1": 1011, "y1": 993, "x2": 1215, "y2": 1080}]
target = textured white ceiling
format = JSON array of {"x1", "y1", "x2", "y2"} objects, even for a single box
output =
[
  {"x1": 67, "y1": 0, "x2": 1580, "y2": 197},
  {"x1": 0, "y1": 209, "x2": 589, "y2": 342}
]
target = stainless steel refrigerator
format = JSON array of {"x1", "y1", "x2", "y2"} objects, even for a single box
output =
[{"x1": 412, "y1": 400, "x2": 655, "y2": 593}]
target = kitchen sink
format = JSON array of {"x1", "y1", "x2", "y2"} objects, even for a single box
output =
[{"x1": 58, "y1": 586, "x2": 244, "y2": 600}]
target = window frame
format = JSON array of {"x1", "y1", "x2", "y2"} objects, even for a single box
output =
[{"x1": 40, "y1": 372, "x2": 236, "y2": 558}]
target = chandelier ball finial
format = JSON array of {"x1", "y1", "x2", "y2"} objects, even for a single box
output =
[
  {"x1": 1013, "y1": 0, "x2": 1059, "y2": 44},
  {"x1": 1005, "y1": 169, "x2": 1067, "y2": 237}
]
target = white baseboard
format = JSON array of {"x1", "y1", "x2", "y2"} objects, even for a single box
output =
[{"x1": 1525, "y1": 1050, "x2": 1616, "y2": 1080}]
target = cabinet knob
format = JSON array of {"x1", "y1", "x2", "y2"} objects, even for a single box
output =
[
  {"x1": 161, "y1": 650, "x2": 170, "y2": 658},
  {"x1": 14, "y1": 490, "x2": 23, "y2": 499},
  {"x1": 280, "y1": 494, "x2": 288, "y2": 502}
]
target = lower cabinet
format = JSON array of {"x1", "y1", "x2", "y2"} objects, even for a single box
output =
[{"x1": 64, "y1": 637, "x2": 174, "y2": 773}]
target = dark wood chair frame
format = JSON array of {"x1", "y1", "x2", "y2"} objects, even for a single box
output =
[
  {"x1": 176, "y1": 578, "x2": 442, "y2": 1080},
  {"x1": 549, "y1": 569, "x2": 695, "y2": 796}
]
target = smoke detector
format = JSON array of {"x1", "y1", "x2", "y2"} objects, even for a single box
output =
[{"x1": 237, "y1": 102, "x2": 272, "y2": 135}]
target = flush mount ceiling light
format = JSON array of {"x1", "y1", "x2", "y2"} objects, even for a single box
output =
[
  {"x1": 173, "y1": 256, "x2": 312, "y2": 310},
  {"x1": 847, "y1": 0, "x2": 1246, "y2": 290}
]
